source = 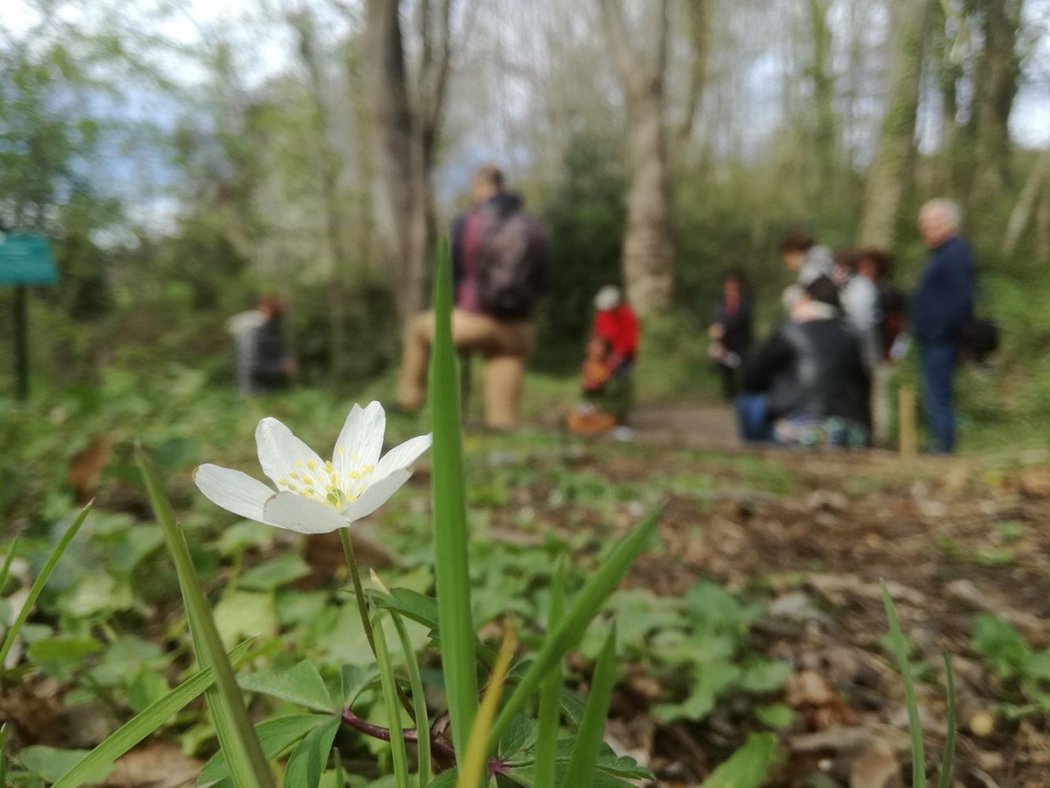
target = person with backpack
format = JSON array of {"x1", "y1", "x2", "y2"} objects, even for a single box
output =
[{"x1": 396, "y1": 165, "x2": 548, "y2": 430}]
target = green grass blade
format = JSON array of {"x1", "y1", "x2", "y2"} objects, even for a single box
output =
[
  {"x1": 489, "y1": 506, "x2": 661, "y2": 749},
  {"x1": 0, "y1": 537, "x2": 19, "y2": 592},
  {"x1": 372, "y1": 608, "x2": 410, "y2": 788},
  {"x1": 138, "y1": 448, "x2": 276, "y2": 788},
  {"x1": 391, "y1": 610, "x2": 431, "y2": 788},
  {"x1": 458, "y1": 624, "x2": 517, "y2": 788},
  {"x1": 1, "y1": 722, "x2": 7, "y2": 787},
  {"x1": 429, "y1": 237, "x2": 478, "y2": 756},
  {"x1": 0, "y1": 505, "x2": 91, "y2": 669},
  {"x1": 936, "y1": 650, "x2": 957, "y2": 788},
  {"x1": 562, "y1": 624, "x2": 617, "y2": 788},
  {"x1": 533, "y1": 557, "x2": 566, "y2": 788},
  {"x1": 881, "y1": 580, "x2": 925, "y2": 788},
  {"x1": 52, "y1": 640, "x2": 253, "y2": 788}
]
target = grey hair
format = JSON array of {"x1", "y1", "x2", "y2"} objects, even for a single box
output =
[{"x1": 923, "y1": 198, "x2": 963, "y2": 230}]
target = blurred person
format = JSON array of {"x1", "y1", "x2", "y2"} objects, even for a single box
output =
[
  {"x1": 227, "y1": 296, "x2": 297, "y2": 395},
  {"x1": 708, "y1": 270, "x2": 754, "y2": 401},
  {"x1": 567, "y1": 336, "x2": 619, "y2": 437},
  {"x1": 396, "y1": 165, "x2": 548, "y2": 431},
  {"x1": 856, "y1": 248, "x2": 907, "y2": 447},
  {"x1": 737, "y1": 276, "x2": 871, "y2": 448},
  {"x1": 834, "y1": 250, "x2": 880, "y2": 371},
  {"x1": 779, "y1": 230, "x2": 834, "y2": 311},
  {"x1": 588, "y1": 285, "x2": 639, "y2": 429},
  {"x1": 912, "y1": 198, "x2": 975, "y2": 454}
]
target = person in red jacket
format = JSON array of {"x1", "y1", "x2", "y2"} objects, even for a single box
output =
[
  {"x1": 589, "y1": 286, "x2": 638, "y2": 425},
  {"x1": 592, "y1": 285, "x2": 639, "y2": 375}
]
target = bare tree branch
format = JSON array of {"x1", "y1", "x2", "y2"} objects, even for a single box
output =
[{"x1": 673, "y1": 0, "x2": 709, "y2": 151}]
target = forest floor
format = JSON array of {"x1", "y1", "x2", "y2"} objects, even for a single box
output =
[{"x1": 564, "y1": 403, "x2": 1050, "y2": 787}]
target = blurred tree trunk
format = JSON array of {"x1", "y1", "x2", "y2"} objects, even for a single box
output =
[
  {"x1": 972, "y1": 0, "x2": 1023, "y2": 197},
  {"x1": 1003, "y1": 148, "x2": 1049, "y2": 257},
  {"x1": 805, "y1": 0, "x2": 837, "y2": 197},
  {"x1": 671, "y1": 0, "x2": 710, "y2": 166},
  {"x1": 597, "y1": 0, "x2": 675, "y2": 317},
  {"x1": 291, "y1": 10, "x2": 348, "y2": 379},
  {"x1": 363, "y1": 0, "x2": 453, "y2": 323},
  {"x1": 857, "y1": 0, "x2": 933, "y2": 249}
]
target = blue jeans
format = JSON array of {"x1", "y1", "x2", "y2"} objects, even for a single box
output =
[
  {"x1": 737, "y1": 393, "x2": 775, "y2": 443},
  {"x1": 919, "y1": 342, "x2": 960, "y2": 453}
]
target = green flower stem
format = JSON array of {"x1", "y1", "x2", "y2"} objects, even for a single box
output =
[
  {"x1": 339, "y1": 528, "x2": 379, "y2": 659},
  {"x1": 339, "y1": 528, "x2": 415, "y2": 719}
]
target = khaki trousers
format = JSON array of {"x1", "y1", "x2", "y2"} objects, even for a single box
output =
[{"x1": 396, "y1": 309, "x2": 534, "y2": 430}]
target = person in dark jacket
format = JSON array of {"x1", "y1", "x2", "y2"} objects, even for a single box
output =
[
  {"x1": 912, "y1": 199, "x2": 975, "y2": 453},
  {"x1": 738, "y1": 276, "x2": 871, "y2": 448},
  {"x1": 708, "y1": 271, "x2": 754, "y2": 401}
]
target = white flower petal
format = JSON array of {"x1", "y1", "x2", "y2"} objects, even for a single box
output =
[
  {"x1": 373, "y1": 434, "x2": 432, "y2": 481},
  {"x1": 331, "y1": 403, "x2": 386, "y2": 479},
  {"x1": 193, "y1": 464, "x2": 274, "y2": 522},
  {"x1": 256, "y1": 417, "x2": 326, "y2": 489},
  {"x1": 342, "y1": 469, "x2": 412, "y2": 524},
  {"x1": 262, "y1": 492, "x2": 348, "y2": 534},
  {"x1": 333, "y1": 402, "x2": 386, "y2": 479}
]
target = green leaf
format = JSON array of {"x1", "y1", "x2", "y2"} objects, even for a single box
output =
[
  {"x1": 489, "y1": 506, "x2": 661, "y2": 750},
  {"x1": 390, "y1": 608, "x2": 431, "y2": 787},
  {"x1": 240, "y1": 554, "x2": 311, "y2": 591},
  {"x1": 882, "y1": 580, "x2": 925, "y2": 788},
  {"x1": 0, "y1": 503, "x2": 91, "y2": 669},
  {"x1": 283, "y1": 716, "x2": 340, "y2": 788},
  {"x1": 62, "y1": 572, "x2": 135, "y2": 617},
  {"x1": 972, "y1": 614, "x2": 1030, "y2": 678},
  {"x1": 563, "y1": 625, "x2": 618, "y2": 788},
  {"x1": 738, "y1": 660, "x2": 792, "y2": 693},
  {"x1": 27, "y1": 635, "x2": 103, "y2": 664},
  {"x1": 52, "y1": 640, "x2": 254, "y2": 788},
  {"x1": 341, "y1": 663, "x2": 380, "y2": 707},
  {"x1": 218, "y1": 521, "x2": 275, "y2": 556},
  {"x1": 200, "y1": 714, "x2": 331, "y2": 785},
  {"x1": 371, "y1": 587, "x2": 439, "y2": 631},
  {"x1": 240, "y1": 659, "x2": 337, "y2": 713},
  {"x1": 138, "y1": 449, "x2": 275, "y2": 788},
  {"x1": 0, "y1": 537, "x2": 19, "y2": 593},
  {"x1": 533, "y1": 556, "x2": 566, "y2": 788},
  {"x1": 754, "y1": 703, "x2": 794, "y2": 730},
  {"x1": 653, "y1": 660, "x2": 740, "y2": 723},
  {"x1": 429, "y1": 237, "x2": 479, "y2": 757},
  {"x1": 128, "y1": 668, "x2": 171, "y2": 713},
  {"x1": 372, "y1": 609, "x2": 409, "y2": 788},
  {"x1": 19, "y1": 746, "x2": 110, "y2": 784},
  {"x1": 937, "y1": 650, "x2": 957, "y2": 788},
  {"x1": 702, "y1": 733, "x2": 778, "y2": 788},
  {"x1": 214, "y1": 589, "x2": 278, "y2": 649},
  {"x1": 0, "y1": 723, "x2": 7, "y2": 786}
]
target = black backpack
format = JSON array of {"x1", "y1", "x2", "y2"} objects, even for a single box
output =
[
  {"x1": 476, "y1": 206, "x2": 545, "y2": 320},
  {"x1": 963, "y1": 317, "x2": 999, "y2": 364}
]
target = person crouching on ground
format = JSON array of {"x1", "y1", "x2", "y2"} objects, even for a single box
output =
[{"x1": 737, "y1": 276, "x2": 871, "y2": 448}]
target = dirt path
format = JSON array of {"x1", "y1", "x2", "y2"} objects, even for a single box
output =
[{"x1": 629, "y1": 403, "x2": 741, "y2": 449}]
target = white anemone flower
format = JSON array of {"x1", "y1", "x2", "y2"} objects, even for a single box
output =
[{"x1": 193, "y1": 402, "x2": 431, "y2": 534}]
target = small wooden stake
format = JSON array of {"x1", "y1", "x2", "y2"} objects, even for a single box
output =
[{"x1": 899, "y1": 385, "x2": 917, "y2": 458}]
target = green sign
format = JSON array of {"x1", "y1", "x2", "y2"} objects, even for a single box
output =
[{"x1": 0, "y1": 233, "x2": 58, "y2": 285}]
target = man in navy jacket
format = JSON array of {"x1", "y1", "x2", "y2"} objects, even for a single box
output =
[{"x1": 912, "y1": 199, "x2": 975, "y2": 453}]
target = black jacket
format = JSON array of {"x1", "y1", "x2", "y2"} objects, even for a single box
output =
[
  {"x1": 912, "y1": 235, "x2": 975, "y2": 344},
  {"x1": 712, "y1": 298, "x2": 753, "y2": 354},
  {"x1": 743, "y1": 318, "x2": 871, "y2": 426}
]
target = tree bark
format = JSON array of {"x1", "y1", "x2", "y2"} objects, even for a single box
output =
[
  {"x1": 672, "y1": 0, "x2": 710, "y2": 163},
  {"x1": 363, "y1": 0, "x2": 452, "y2": 322},
  {"x1": 806, "y1": 0, "x2": 837, "y2": 197},
  {"x1": 1003, "y1": 148, "x2": 1049, "y2": 257},
  {"x1": 598, "y1": 0, "x2": 675, "y2": 317},
  {"x1": 857, "y1": 0, "x2": 933, "y2": 249},
  {"x1": 972, "y1": 0, "x2": 1022, "y2": 196},
  {"x1": 292, "y1": 10, "x2": 349, "y2": 379}
]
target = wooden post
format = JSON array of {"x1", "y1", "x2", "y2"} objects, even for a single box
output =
[
  {"x1": 899, "y1": 385, "x2": 917, "y2": 458},
  {"x1": 14, "y1": 286, "x2": 28, "y2": 401}
]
